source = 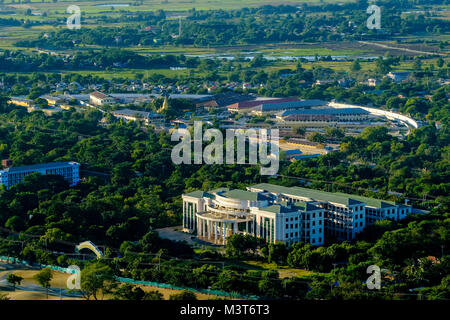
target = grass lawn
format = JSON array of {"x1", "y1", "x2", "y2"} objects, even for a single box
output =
[
  {"x1": 0, "y1": 267, "x2": 224, "y2": 300},
  {"x1": 225, "y1": 260, "x2": 314, "y2": 279},
  {"x1": 2, "y1": 0, "x2": 357, "y2": 12},
  {"x1": 0, "y1": 269, "x2": 82, "y2": 300}
]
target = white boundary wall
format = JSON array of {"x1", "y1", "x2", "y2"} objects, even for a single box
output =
[{"x1": 329, "y1": 102, "x2": 419, "y2": 129}]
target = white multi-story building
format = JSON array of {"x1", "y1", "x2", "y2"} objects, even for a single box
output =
[
  {"x1": 332, "y1": 192, "x2": 412, "y2": 225},
  {"x1": 0, "y1": 162, "x2": 80, "y2": 189},
  {"x1": 182, "y1": 187, "x2": 324, "y2": 246},
  {"x1": 249, "y1": 184, "x2": 412, "y2": 241},
  {"x1": 182, "y1": 183, "x2": 413, "y2": 246}
]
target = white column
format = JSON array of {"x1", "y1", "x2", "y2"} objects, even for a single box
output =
[
  {"x1": 272, "y1": 219, "x2": 277, "y2": 243},
  {"x1": 223, "y1": 223, "x2": 226, "y2": 243},
  {"x1": 207, "y1": 220, "x2": 211, "y2": 240},
  {"x1": 214, "y1": 222, "x2": 217, "y2": 243},
  {"x1": 203, "y1": 220, "x2": 206, "y2": 237},
  {"x1": 263, "y1": 219, "x2": 266, "y2": 240}
]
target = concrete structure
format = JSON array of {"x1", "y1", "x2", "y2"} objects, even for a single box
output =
[
  {"x1": 182, "y1": 183, "x2": 413, "y2": 246},
  {"x1": 284, "y1": 149, "x2": 303, "y2": 160},
  {"x1": 387, "y1": 72, "x2": 411, "y2": 83},
  {"x1": 1, "y1": 159, "x2": 12, "y2": 168},
  {"x1": 111, "y1": 108, "x2": 164, "y2": 125},
  {"x1": 227, "y1": 97, "x2": 300, "y2": 112},
  {"x1": 249, "y1": 184, "x2": 412, "y2": 241},
  {"x1": 182, "y1": 188, "x2": 324, "y2": 246},
  {"x1": 276, "y1": 108, "x2": 369, "y2": 123},
  {"x1": 250, "y1": 100, "x2": 328, "y2": 115},
  {"x1": 0, "y1": 161, "x2": 80, "y2": 189},
  {"x1": 40, "y1": 95, "x2": 65, "y2": 107},
  {"x1": 367, "y1": 78, "x2": 381, "y2": 87},
  {"x1": 333, "y1": 192, "x2": 412, "y2": 225},
  {"x1": 89, "y1": 91, "x2": 116, "y2": 106},
  {"x1": 329, "y1": 102, "x2": 420, "y2": 129},
  {"x1": 8, "y1": 96, "x2": 35, "y2": 108}
]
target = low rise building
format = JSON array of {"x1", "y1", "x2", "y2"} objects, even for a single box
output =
[
  {"x1": 276, "y1": 108, "x2": 369, "y2": 123},
  {"x1": 387, "y1": 72, "x2": 411, "y2": 83},
  {"x1": 367, "y1": 78, "x2": 381, "y2": 87},
  {"x1": 40, "y1": 95, "x2": 65, "y2": 107},
  {"x1": 8, "y1": 96, "x2": 35, "y2": 108},
  {"x1": 284, "y1": 149, "x2": 303, "y2": 160},
  {"x1": 111, "y1": 108, "x2": 164, "y2": 125},
  {"x1": 251, "y1": 100, "x2": 328, "y2": 115},
  {"x1": 89, "y1": 91, "x2": 116, "y2": 106},
  {"x1": 227, "y1": 97, "x2": 300, "y2": 113}
]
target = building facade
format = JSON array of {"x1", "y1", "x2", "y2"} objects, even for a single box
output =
[
  {"x1": 182, "y1": 183, "x2": 412, "y2": 246},
  {"x1": 250, "y1": 100, "x2": 328, "y2": 115},
  {"x1": 275, "y1": 108, "x2": 369, "y2": 123},
  {"x1": 111, "y1": 108, "x2": 164, "y2": 125},
  {"x1": 89, "y1": 91, "x2": 116, "y2": 106},
  {"x1": 182, "y1": 187, "x2": 325, "y2": 246},
  {"x1": 0, "y1": 162, "x2": 80, "y2": 189}
]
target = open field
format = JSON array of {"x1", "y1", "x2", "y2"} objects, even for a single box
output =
[
  {"x1": 0, "y1": 267, "x2": 82, "y2": 300},
  {"x1": 0, "y1": 264, "x2": 227, "y2": 300},
  {"x1": 1, "y1": 0, "x2": 357, "y2": 12},
  {"x1": 238, "y1": 260, "x2": 314, "y2": 278}
]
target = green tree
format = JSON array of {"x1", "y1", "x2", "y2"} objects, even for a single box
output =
[
  {"x1": 7, "y1": 273, "x2": 23, "y2": 291},
  {"x1": 80, "y1": 262, "x2": 116, "y2": 300},
  {"x1": 144, "y1": 290, "x2": 164, "y2": 300},
  {"x1": 293, "y1": 126, "x2": 306, "y2": 136},
  {"x1": 0, "y1": 293, "x2": 9, "y2": 300},
  {"x1": 169, "y1": 290, "x2": 197, "y2": 300},
  {"x1": 351, "y1": 59, "x2": 361, "y2": 72},
  {"x1": 33, "y1": 267, "x2": 53, "y2": 299},
  {"x1": 225, "y1": 234, "x2": 258, "y2": 259},
  {"x1": 113, "y1": 284, "x2": 146, "y2": 300},
  {"x1": 262, "y1": 243, "x2": 288, "y2": 265}
]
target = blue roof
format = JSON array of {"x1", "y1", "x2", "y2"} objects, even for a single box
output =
[
  {"x1": 292, "y1": 154, "x2": 321, "y2": 160},
  {"x1": 285, "y1": 149, "x2": 302, "y2": 155},
  {"x1": 279, "y1": 108, "x2": 369, "y2": 117},
  {"x1": 1, "y1": 161, "x2": 80, "y2": 173},
  {"x1": 255, "y1": 100, "x2": 327, "y2": 112}
]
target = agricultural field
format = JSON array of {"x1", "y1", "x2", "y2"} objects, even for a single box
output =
[{"x1": 1, "y1": 0, "x2": 358, "y2": 13}]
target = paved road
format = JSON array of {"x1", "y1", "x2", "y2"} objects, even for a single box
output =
[
  {"x1": 359, "y1": 41, "x2": 445, "y2": 56},
  {"x1": 156, "y1": 226, "x2": 195, "y2": 245}
]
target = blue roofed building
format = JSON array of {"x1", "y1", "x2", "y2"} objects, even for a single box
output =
[
  {"x1": 284, "y1": 149, "x2": 303, "y2": 160},
  {"x1": 0, "y1": 161, "x2": 80, "y2": 189},
  {"x1": 291, "y1": 154, "x2": 321, "y2": 161},
  {"x1": 251, "y1": 100, "x2": 328, "y2": 115},
  {"x1": 276, "y1": 108, "x2": 370, "y2": 123}
]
